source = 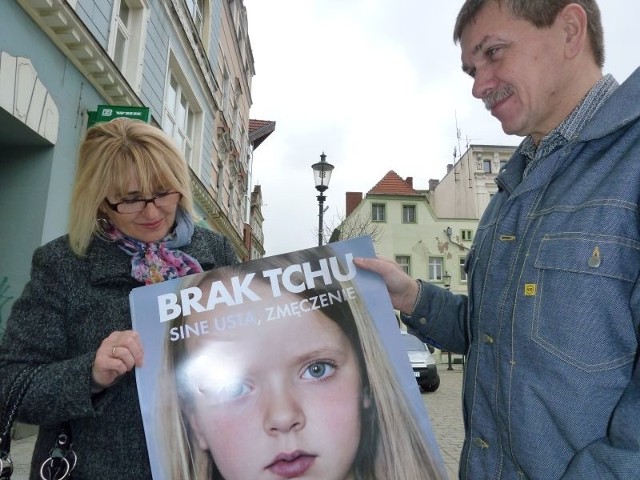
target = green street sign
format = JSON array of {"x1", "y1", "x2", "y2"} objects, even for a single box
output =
[{"x1": 88, "y1": 105, "x2": 151, "y2": 127}]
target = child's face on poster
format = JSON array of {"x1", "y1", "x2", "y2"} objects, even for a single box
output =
[{"x1": 181, "y1": 284, "x2": 364, "y2": 480}]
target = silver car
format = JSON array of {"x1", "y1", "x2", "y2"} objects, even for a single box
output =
[{"x1": 401, "y1": 331, "x2": 440, "y2": 392}]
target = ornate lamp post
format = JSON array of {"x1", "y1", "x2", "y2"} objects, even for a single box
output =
[
  {"x1": 442, "y1": 271, "x2": 452, "y2": 289},
  {"x1": 442, "y1": 270, "x2": 454, "y2": 369},
  {"x1": 311, "y1": 152, "x2": 334, "y2": 246}
]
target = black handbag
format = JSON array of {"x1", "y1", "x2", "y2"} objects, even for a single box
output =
[{"x1": 0, "y1": 366, "x2": 76, "y2": 480}]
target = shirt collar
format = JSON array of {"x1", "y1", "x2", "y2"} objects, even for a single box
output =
[{"x1": 520, "y1": 74, "x2": 618, "y2": 176}]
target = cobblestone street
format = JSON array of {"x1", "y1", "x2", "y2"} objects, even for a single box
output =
[{"x1": 422, "y1": 367, "x2": 465, "y2": 479}]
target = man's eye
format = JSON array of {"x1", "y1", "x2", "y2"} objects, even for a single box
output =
[{"x1": 487, "y1": 46, "x2": 502, "y2": 59}]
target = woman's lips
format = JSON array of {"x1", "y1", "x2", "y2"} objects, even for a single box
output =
[
  {"x1": 266, "y1": 451, "x2": 316, "y2": 478},
  {"x1": 140, "y1": 219, "x2": 163, "y2": 230}
]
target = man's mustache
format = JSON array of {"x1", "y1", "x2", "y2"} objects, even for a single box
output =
[{"x1": 483, "y1": 85, "x2": 514, "y2": 110}]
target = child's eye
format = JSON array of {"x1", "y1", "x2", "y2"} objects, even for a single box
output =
[
  {"x1": 198, "y1": 381, "x2": 251, "y2": 404},
  {"x1": 218, "y1": 382, "x2": 250, "y2": 399},
  {"x1": 301, "y1": 361, "x2": 336, "y2": 380}
]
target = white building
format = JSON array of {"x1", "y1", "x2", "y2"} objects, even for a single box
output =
[{"x1": 341, "y1": 144, "x2": 517, "y2": 294}]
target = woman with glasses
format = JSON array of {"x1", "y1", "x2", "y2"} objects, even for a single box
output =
[{"x1": 0, "y1": 117, "x2": 238, "y2": 479}]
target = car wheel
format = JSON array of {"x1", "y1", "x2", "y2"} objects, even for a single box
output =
[{"x1": 422, "y1": 376, "x2": 440, "y2": 393}]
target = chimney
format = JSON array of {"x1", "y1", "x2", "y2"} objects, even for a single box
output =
[
  {"x1": 346, "y1": 192, "x2": 363, "y2": 217},
  {"x1": 447, "y1": 164, "x2": 453, "y2": 173},
  {"x1": 429, "y1": 179, "x2": 440, "y2": 191},
  {"x1": 405, "y1": 176, "x2": 413, "y2": 188}
]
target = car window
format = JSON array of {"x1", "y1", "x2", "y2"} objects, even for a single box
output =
[{"x1": 402, "y1": 333, "x2": 426, "y2": 351}]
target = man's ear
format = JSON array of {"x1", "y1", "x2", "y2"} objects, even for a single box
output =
[{"x1": 559, "y1": 3, "x2": 588, "y2": 60}]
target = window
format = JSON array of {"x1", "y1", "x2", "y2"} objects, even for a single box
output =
[
  {"x1": 402, "y1": 205, "x2": 416, "y2": 223},
  {"x1": 222, "y1": 63, "x2": 231, "y2": 115},
  {"x1": 162, "y1": 62, "x2": 202, "y2": 174},
  {"x1": 461, "y1": 229, "x2": 473, "y2": 241},
  {"x1": 500, "y1": 159, "x2": 507, "y2": 170},
  {"x1": 113, "y1": 1, "x2": 130, "y2": 71},
  {"x1": 186, "y1": 0, "x2": 204, "y2": 35},
  {"x1": 108, "y1": 0, "x2": 147, "y2": 90},
  {"x1": 428, "y1": 257, "x2": 443, "y2": 282},
  {"x1": 483, "y1": 159, "x2": 492, "y2": 173},
  {"x1": 164, "y1": 75, "x2": 194, "y2": 163},
  {"x1": 372, "y1": 203, "x2": 386, "y2": 222},
  {"x1": 459, "y1": 257, "x2": 468, "y2": 283},
  {"x1": 395, "y1": 256, "x2": 411, "y2": 275}
]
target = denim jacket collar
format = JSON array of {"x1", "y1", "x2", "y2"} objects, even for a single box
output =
[
  {"x1": 580, "y1": 66, "x2": 640, "y2": 141},
  {"x1": 495, "y1": 67, "x2": 640, "y2": 197}
]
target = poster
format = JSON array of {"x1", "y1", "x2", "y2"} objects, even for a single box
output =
[{"x1": 131, "y1": 236, "x2": 447, "y2": 479}]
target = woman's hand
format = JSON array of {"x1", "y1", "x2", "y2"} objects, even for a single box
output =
[
  {"x1": 92, "y1": 330, "x2": 144, "y2": 391},
  {"x1": 353, "y1": 256, "x2": 419, "y2": 315}
]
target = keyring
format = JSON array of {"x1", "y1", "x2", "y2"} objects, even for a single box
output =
[{"x1": 39, "y1": 456, "x2": 70, "y2": 480}]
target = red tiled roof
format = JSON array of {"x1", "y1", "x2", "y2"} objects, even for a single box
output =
[
  {"x1": 249, "y1": 119, "x2": 276, "y2": 150},
  {"x1": 249, "y1": 119, "x2": 272, "y2": 132},
  {"x1": 368, "y1": 170, "x2": 418, "y2": 195}
]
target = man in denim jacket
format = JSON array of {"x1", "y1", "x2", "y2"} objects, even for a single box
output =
[{"x1": 356, "y1": 1, "x2": 640, "y2": 478}]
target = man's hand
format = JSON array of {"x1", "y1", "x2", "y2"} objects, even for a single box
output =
[{"x1": 354, "y1": 256, "x2": 419, "y2": 315}]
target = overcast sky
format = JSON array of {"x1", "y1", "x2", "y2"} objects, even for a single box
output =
[{"x1": 243, "y1": 1, "x2": 640, "y2": 256}]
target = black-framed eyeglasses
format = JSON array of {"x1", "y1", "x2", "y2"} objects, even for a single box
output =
[{"x1": 105, "y1": 192, "x2": 182, "y2": 214}]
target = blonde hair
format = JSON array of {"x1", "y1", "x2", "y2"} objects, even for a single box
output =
[
  {"x1": 158, "y1": 246, "x2": 447, "y2": 480},
  {"x1": 68, "y1": 117, "x2": 194, "y2": 255}
]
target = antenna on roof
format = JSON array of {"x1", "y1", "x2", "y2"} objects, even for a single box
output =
[{"x1": 455, "y1": 111, "x2": 462, "y2": 161}]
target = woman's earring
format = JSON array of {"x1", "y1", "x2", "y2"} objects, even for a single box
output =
[
  {"x1": 95, "y1": 217, "x2": 114, "y2": 242},
  {"x1": 362, "y1": 386, "x2": 372, "y2": 409}
]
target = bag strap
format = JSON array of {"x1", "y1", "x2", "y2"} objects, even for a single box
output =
[{"x1": 0, "y1": 365, "x2": 46, "y2": 480}]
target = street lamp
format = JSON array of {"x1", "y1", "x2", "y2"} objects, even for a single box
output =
[
  {"x1": 442, "y1": 271, "x2": 452, "y2": 289},
  {"x1": 311, "y1": 152, "x2": 334, "y2": 246},
  {"x1": 442, "y1": 270, "x2": 454, "y2": 370}
]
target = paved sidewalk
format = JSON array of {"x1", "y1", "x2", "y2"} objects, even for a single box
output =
[
  {"x1": 9, "y1": 367, "x2": 465, "y2": 480},
  {"x1": 422, "y1": 367, "x2": 465, "y2": 479},
  {"x1": 7, "y1": 432, "x2": 34, "y2": 480}
]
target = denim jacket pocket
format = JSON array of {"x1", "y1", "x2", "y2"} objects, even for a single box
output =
[{"x1": 531, "y1": 233, "x2": 639, "y2": 372}]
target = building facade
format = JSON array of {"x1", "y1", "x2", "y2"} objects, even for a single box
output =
[
  {"x1": 341, "y1": 144, "x2": 517, "y2": 294},
  {"x1": 0, "y1": 0, "x2": 269, "y2": 331},
  {"x1": 429, "y1": 144, "x2": 516, "y2": 220}
]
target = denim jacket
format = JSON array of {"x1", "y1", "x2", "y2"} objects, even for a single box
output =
[{"x1": 404, "y1": 67, "x2": 640, "y2": 479}]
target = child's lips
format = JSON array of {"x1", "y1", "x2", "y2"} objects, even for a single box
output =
[{"x1": 266, "y1": 450, "x2": 316, "y2": 478}]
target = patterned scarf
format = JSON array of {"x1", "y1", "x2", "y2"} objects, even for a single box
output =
[{"x1": 107, "y1": 208, "x2": 203, "y2": 285}]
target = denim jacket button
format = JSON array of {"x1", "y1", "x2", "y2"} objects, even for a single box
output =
[
  {"x1": 481, "y1": 333, "x2": 494, "y2": 344},
  {"x1": 588, "y1": 246, "x2": 601, "y2": 268},
  {"x1": 472, "y1": 437, "x2": 490, "y2": 449},
  {"x1": 419, "y1": 317, "x2": 427, "y2": 325}
]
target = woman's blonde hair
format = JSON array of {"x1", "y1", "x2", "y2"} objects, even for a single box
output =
[
  {"x1": 158, "y1": 245, "x2": 447, "y2": 480},
  {"x1": 68, "y1": 117, "x2": 194, "y2": 255}
]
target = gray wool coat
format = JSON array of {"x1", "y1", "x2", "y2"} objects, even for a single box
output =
[{"x1": 0, "y1": 227, "x2": 238, "y2": 479}]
